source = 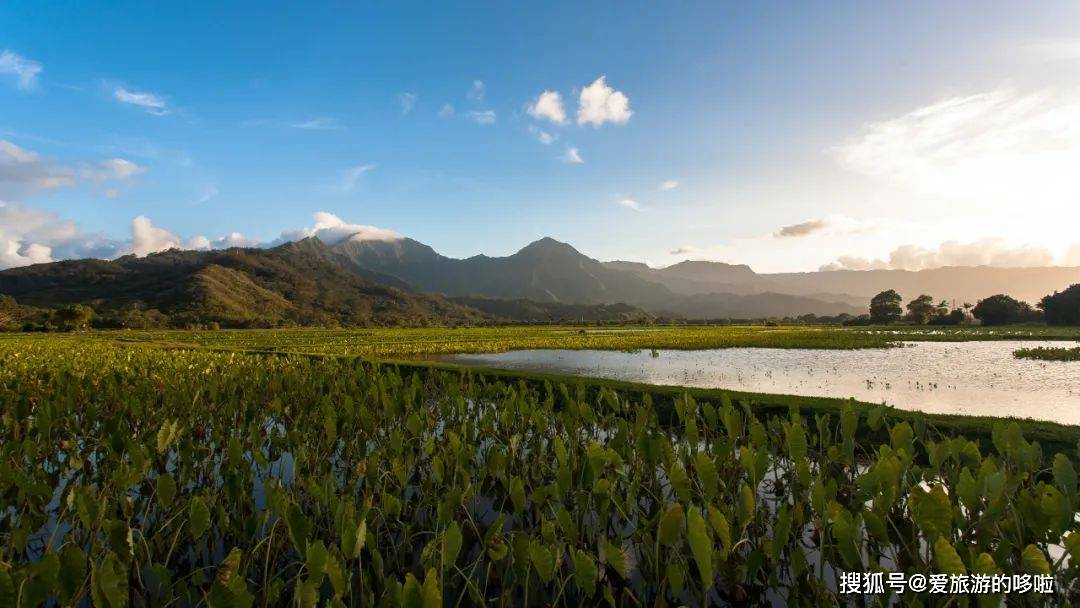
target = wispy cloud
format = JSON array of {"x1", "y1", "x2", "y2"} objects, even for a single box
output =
[
  {"x1": 113, "y1": 86, "x2": 169, "y2": 115},
  {"x1": 0, "y1": 50, "x2": 42, "y2": 90},
  {"x1": 438, "y1": 103, "x2": 455, "y2": 118},
  {"x1": 559, "y1": 146, "x2": 583, "y2": 164},
  {"x1": 617, "y1": 198, "x2": 640, "y2": 211},
  {"x1": 338, "y1": 163, "x2": 376, "y2": 192},
  {"x1": 577, "y1": 76, "x2": 632, "y2": 127},
  {"x1": 659, "y1": 179, "x2": 679, "y2": 191},
  {"x1": 467, "y1": 79, "x2": 485, "y2": 102},
  {"x1": 830, "y1": 88, "x2": 1080, "y2": 211},
  {"x1": 775, "y1": 219, "x2": 829, "y2": 238},
  {"x1": 1023, "y1": 37, "x2": 1080, "y2": 63},
  {"x1": 289, "y1": 117, "x2": 344, "y2": 130},
  {"x1": 398, "y1": 92, "x2": 417, "y2": 115},
  {"x1": 528, "y1": 125, "x2": 556, "y2": 145},
  {"x1": 465, "y1": 110, "x2": 496, "y2": 125},
  {"x1": 527, "y1": 90, "x2": 566, "y2": 124}
]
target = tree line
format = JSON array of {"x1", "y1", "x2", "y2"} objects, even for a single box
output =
[{"x1": 864, "y1": 283, "x2": 1080, "y2": 326}]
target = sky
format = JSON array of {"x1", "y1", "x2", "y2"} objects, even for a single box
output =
[{"x1": 2, "y1": 1, "x2": 1080, "y2": 273}]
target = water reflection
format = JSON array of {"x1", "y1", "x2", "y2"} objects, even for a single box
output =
[{"x1": 442, "y1": 341, "x2": 1080, "y2": 425}]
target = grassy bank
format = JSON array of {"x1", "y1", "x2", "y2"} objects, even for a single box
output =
[
  {"x1": 1014, "y1": 345, "x2": 1080, "y2": 362},
  {"x1": 12, "y1": 322, "x2": 1080, "y2": 358}
]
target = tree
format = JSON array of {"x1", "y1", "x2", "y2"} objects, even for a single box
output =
[
  {"x1": 905, "y1": 294, "x2": 937, "y2": 324},
  {"x1": 972, "y1": 294, "x2": 1036, "y2": 326},
  {"x1": 0, "y1": 295, "x2": 15, "y2": 331},
  {"x1": 54, "y1": 304, "x2": 95, "y2": 332},
  {"x1": 1039, "y1": 284, "x2": 1080, "y2": 326},
  {"x1": 869, "y1": 290, "x2": 903, "y2": 324}
]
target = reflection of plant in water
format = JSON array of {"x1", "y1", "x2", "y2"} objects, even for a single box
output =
[{"x1": 1, "y1": 339, "x2": 1078, "y2": 606}]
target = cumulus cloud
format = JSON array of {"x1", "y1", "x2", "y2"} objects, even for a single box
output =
[
  {"x1": 276, "y1": 211, "x2": 400, "y2": 245},
  {"x1": 659, "y1": 180, "x2": 679, "y2": 191},
  {"x1": 465, "y1": 110, "x2": 496, "y2": 125},
  {"x1": 527, "y1": 90, "x2": 566, "y2": 125},
  {"x1": 830, "y1": 88, "x2": 1080, "y2": 210},
  {"x1": 467, "y1": 80, "x2": 485, "y2": 102},
  {"x1": 113, "y1": 86, "x2": 169, "y2": 115},
  {"x1": 577, "y1": 76, "x2": 632, "y2": 127},
  {"x1": 528, "y1": 125, "x2": 556, "y2": 145},
  {"x1": 559, "y1": 146, "x2": 583, "y2": 164},
  {"x1": 775, "y1": 219, "x2": 830, "y2": 238},
  {"x1": 0, "y1": 141, "x2": 143, "y2": 199},
  {"x1": 0, "y1": 50, "x2": 42, "y2": 90},
  {"x1": 820, "y1": 239, "x2": 1056, "y2": 271},
  {"x1": 398, "y1": 92, "x2": 417, "y2": 115},
  {"x1": 438, "y1": 103, "x2": 455, "y2": 118},
  {"x1": 338, "y1": 164, "x2": 376, "y2": 192},
  {"x1": 617, "y1": 198, "x2": 641, "y2": 211},
  {"x1": 0, "y1": 201, "x2": 127, "y2": 269},
  {"x1": 0, "y1": 140, "x2": 76, "y2": 195}
]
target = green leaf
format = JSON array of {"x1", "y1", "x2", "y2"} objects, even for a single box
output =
[
  {"x1": 105, "y1": 519, "x2": 133, "y2": 562},
  {"x1": 658, "y1": 502, "x2": 685, "y2": 547},
  {"x1": 530, "y1": 541, "x2": 556, "y2": 583},
  {"x1": 707, "y1": 506, "x2": 732, "y2": 558},
  {"x1": 305, "y1": 540, "x2": 328, "y2": 582},
  {"x1": 189, "y1": 496, "x2": 211, "y2": 540},
  {"x1": 324, "y1": 553, "x2": 348, "y2": 598},
  {"x1": 1053, "y1": 453, "x2": 1077, "y2": 499},
  {"x1": 573, "y1": 549, "x2": 597, "y2": 597},
  {"x1": 909, "y1": 485, "x2": 952, "y2": 540},
  {"x1": 421, "y1": 568, "x2": 442, "y2": 608},
  {"x1": 933, "y1": 537, "x2": 966, "y2": 575},
  {"x1": 0, "y1": 569, "x2": 13, "y2": 608},
  {"x1": 59, "y1": 544, "x2": 88, "y2": 601},
  {"x1": 509, "y1": 476, "x2": 526, "y2": 514},
  {"x1": 156, "y1": 474, "x2": 177, "y2": 509},
  {"x1": 1020, "y1": 544, "x2": 1050, "y2": 575},
  {"x1": 442, "y1": 521, "x2": 463, "y2": 568},
  {"x1": 286, "y1": 503, "x2": 312, "y2": 554},
  {"x1": 687, "y1": 507, "x2": 713, "y2": 589},
  {"x1": 91, "y1": 552, "x2": 129, "y2": 608},
  {"x1": 601, "y1": 538, "x2": 629, "y2": 579}
]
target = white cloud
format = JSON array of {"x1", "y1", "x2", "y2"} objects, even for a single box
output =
[
  {"x1": 577, "y1": 76, "x2": 632, "y2": 127},
  {"x1": 820, "y1": 238, "x2": 1056, "y2": 271},
  {"x1": 465, "y1": 110, "x2": 496, "y2": 125},
  {"x1": 0, "y1": 140, "x2": 76, "y2": 195},
  {"x1": 0, "y1": 201, "x2": 124, "y2": 269},
  {"x1": 659, "y1": 180, "x2": 679, "y2": 191},
  {"x1": 289, "y1": 117, "x2": 343, "y2": 130},
  {"x1": 339, "y1": 163, "x2": 376, "y2": 192},
  {"x1": 398, "y1": 92, "x2": 417, "y2": 115},
  {"x1": 0, "y1": 140, "x2": 142, "y2": 199},
  {"x1": 1064, "y1": 244, "x2": 1080, "y2": 266},
  {"x1": 1023, "y1": 38, "x2": 1080, "y2": 63},
  {"x1": 113, "y1": 86, "x2": 169, "y2": 115},
  {"x1": 130, "y1": 216, "x2": 197, "y2": 256},
  {"x1": 276, "y1": 211, "x2": 400, "y2": 245},
  {"x1": 91, "y1": 159, "x2": 144, "y2": 180},
  {"x1": 467, "y1": 80, "x2": 485, "y2": 102},
  {"x1": 617, "y1": 198, "x2": 640, "y2": 211},
  {"x1": 775, "y1": 219, "x2": 830, "y2": 238},
  {"x1": 528, "y1": 125, "x2": 556, "y2": 144},
  {"x1": 559, "y1": 146, "x2": 583, "y2": 164},
  {"x1": 527, "y1": 90, "x2": 566, "y2": 125},
  {"x1": 830, "y1": 88, "x2": 1080, "y2": 213},
  {"x1": 0, "y1": 50, "x2": 42, "y2": 90},
  {"x1": 195, "y1": 184, "x2": 219, "y2": 204},
  {"x1": 438, "y1": 103, "x2": 455, "y2": 118}
]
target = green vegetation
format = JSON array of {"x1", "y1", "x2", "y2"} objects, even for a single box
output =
[
  {"x1": 1014, "y1": 346, "x2": 1080, "y2": 362},
  {"x1": 869, "y1": 289, "x2": 903, "y2": 324},
  {"x1": 974, "y1": 294, "x2": 1041, "y2": 326},
  {"x1": 2, "y1": 337, "x2": 1080, "y2": 606},
  {"x1": 1040, "y1": 284, "x2": 1080, "y2": 326}
]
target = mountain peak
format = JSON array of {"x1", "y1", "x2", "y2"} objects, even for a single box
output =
[{"x1": 515, "y1": 237, "x2": 582, "y2": 258}]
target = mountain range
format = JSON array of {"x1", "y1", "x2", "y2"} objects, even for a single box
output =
[{"x1": 2, "y1": 232, "x2": 1078, "y2": 328}]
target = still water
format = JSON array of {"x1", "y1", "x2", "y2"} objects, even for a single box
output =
[{"x1": 442, "y1": 341, "x2": 1080, "y2": 425}]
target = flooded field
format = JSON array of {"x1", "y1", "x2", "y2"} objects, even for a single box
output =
[{"x1": 443, "y1": 340, "x2": 1080, "y2": 424}]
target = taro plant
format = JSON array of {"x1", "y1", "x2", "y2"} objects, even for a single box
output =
[{"x1": 0, "y1": 337, "x2": 1078, "y2": 606}]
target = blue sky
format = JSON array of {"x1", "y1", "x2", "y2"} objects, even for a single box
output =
[{"x1": 2, "y1": 1, "x2": 1080, "y2": 271}]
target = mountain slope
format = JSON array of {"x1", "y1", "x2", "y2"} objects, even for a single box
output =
[
  {"x1": 0, "y1": 238, "x2": 482, "y2": 327},
  {"x1": 336, "y1": 236, "x2": 863, "y2": 317}
]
